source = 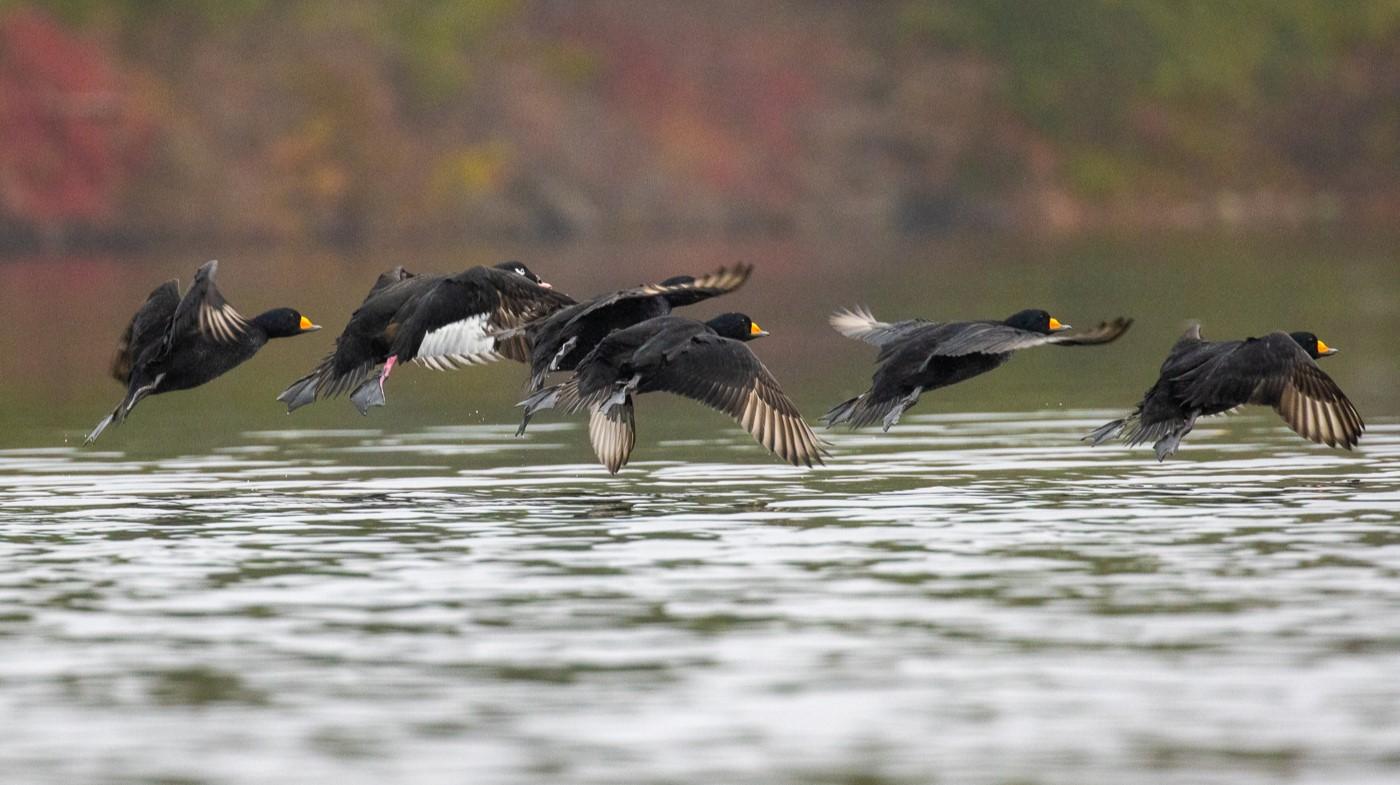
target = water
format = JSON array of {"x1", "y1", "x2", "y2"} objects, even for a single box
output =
[
  {"x1": 2, "y1": 412, "x2": 1398, "y2": 785},
  {"x1": 1, "y1": 233, "x2": 1399, "y2": 783}
]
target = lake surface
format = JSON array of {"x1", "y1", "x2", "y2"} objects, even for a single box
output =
[
  {"x1": 1, "y1": 234, "x2": 1398, "y2": 784},
  {"x1": 3, "y1": 414, "x2": 1400, "y2": 785}
]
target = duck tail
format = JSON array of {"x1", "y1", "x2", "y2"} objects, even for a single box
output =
[
  {"x1": 821, "y1": 394, "x2": 864, "y2": 429},
  {"x1": 823, "y1": 390, "x2": 905, "y2": 431},
  {"x1": 553, "y1": 376, "x2": 594, "y2": 414}
]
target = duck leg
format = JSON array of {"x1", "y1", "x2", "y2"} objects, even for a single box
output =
[
  {"x1": 84, "y1": 411, "x2": 118, "y2": 446},
  {"x1": 1153, "y1": 412, "x2": 1198, "y2": 461},
  {"x1": 349, "y1": 356, "x2": 397, "y2": 415},
  {"x1": 1084, "y1": 418, "x2": 1126, "y2": 445},
  {"x1": 85, "y1": 373, "x2": 165, "y2": 445},
  {"x1": 882, "y1": 386, "x2": 923, "y2": 432},
  {"x1": 516, "y1": 385, "x2": 561, "y2": 436},
  {"x1": 604, "y1": 374, "x2": 641, "y2": 411},
  {"x1": 121, "y1": 374, "x2": 165, "y2": 418}
]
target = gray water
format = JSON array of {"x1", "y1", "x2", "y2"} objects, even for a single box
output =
[
  {"x1": 2, "y1": 233, "x2": 1399, "y2": 783},
  {"x1": 3, "y1": 412, "x2": 1399, "y2": 785}
]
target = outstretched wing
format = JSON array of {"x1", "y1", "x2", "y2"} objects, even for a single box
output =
[
  {"x1": 170, "y1": 260, "x2": 248, "y2": 344},
  {"x1": 1180, "y1": 332, "x2": 1363, "y2": 449},
  {"x1": 396, "y1": 266, "x2": 574, "y2": 368},
  {"x1": 931, "y1": 317, "x2": 1133, "y2": 356},
  {"x1": 647, "y1": 263, "x2": 753, "y2": 307},
  {"x1": 829, "y1": 306, "x2": 934, "y2": 348},
  {"x1": 1047, "y1": 317, "x2": 1134, "y2": 346},
  {"x1": 641, "y1": 333, "x2": 827, "y2": 467},
  {"x1": 110, "y1": 279, "x2": 181, "y2": 383},
  {"x1": 551, "y1": 263, "x2": 754, "y2": 331}
]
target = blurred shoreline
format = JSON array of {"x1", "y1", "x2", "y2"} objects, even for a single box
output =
[{"x1": 5, "y1": 2, "x2": 1400, "y2": 252}]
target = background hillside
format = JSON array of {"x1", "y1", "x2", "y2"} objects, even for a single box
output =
[{"x1": 4, "y1": 0, "x2": 1400, "y2": 249}]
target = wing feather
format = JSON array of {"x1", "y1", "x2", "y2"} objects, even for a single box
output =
[
  {"x1": 641, "y1": 334, "x2": 827, "y2": 467},
  {"x1": 588, "y1": 403, "x2": 637, "y2": 475},
  {"x1": 829, "y1": 306, "x2": 934, "y2": 347},
  {"x1": 1271, "y1": 360, "x2": 1364, "y2": 449},
  {"x1": 1181, "y1": 332, "x2": 1363, "y2": 449},
  {"x1": 110, "y1": 279, "x2": 180, "y2": 383},
  {"x1": 623, "y1": 262, "x2": 753, "y2": 303},
  {"x1": 932, "y1": 317, "x2": 1133, "y2": 356},
  {"x1": 173, "y1": 260, "x2": 248, "y2": 345},
  {"x1": 393, "y1": 266, "x2": 573, "y2": 366},
  {"x1": 411, "y1": 313, "x2": 501, "y2": 369}
]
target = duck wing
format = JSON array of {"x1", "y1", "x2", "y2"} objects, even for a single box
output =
[
  {"x1": 651, "y1": 263, "x2": 753, "y2": 307},
  {"x1": 539, "y1": 263, "x2": 753, "y2": 335},
  {"x1": 1178, "y1": 332, "x2": 1363, "y2": 448},
  {"x1": 641, "y1": 333, "x2": 827, "y2": 467},
  {"x1": 930, "y1": 317, "x2": 1133, "y2": 356},
  {"x1": 394, "y1": 266, "x2": 575, "y2": 369},
  {"x1": 575, "y1": 263, "x2": 754, "y2": 319},
  {"x1": 363, "y1": 266, "x2": 416, "y2": 301},
  {"x1": 110, "y1": 279, "x2": 181, "y2": 383},
  {"x1": 170, "y1": 260, "x2": 249, "y2": 345}
]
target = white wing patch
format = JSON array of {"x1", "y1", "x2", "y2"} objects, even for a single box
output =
[{"x1": 413, "y1": 313, "x2": 503, "y2": 370}]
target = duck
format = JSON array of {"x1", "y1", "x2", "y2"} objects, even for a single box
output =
[
  {"x1": 1084, "y1": 324, "x2": 1363, "y2": 459},
  {"x1": 824, "y1": 307, "x2": 1133, "y2": 430},
  {"x1": 277, "y1": 261, "x2": 573, "y2": 414},
  {"x1": 85, "y1": 260, "x2": 320, "y2": 444},
  {"x1": 503, "y1": 263, "x2": 753, "y2": 392},
  {"x1": 518, "y1": 312, "x2": 826, "y2": 473}
]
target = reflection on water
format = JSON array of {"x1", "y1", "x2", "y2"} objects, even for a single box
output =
[
  {"x1": 1, "y1": 232, "x2": 1397, "y2": 442},
  {"x1": 2, "y1": 233, "x2": 1397, "y2": 782},
  {"x1": 3, "y1": 412, "x2": 1399, "y2": 785}
]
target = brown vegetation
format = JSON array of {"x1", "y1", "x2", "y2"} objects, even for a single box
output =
[{"x1": 3, "y1": 1, "x2": 1400, "y2": 249}]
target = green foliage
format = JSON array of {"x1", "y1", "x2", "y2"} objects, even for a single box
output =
[
  {"x1": 906, "y1": 0, "x2": 1400, "y2": 117},
  {"x1": 9, "y1": 0, "x2": 518, "y2": 102},
  {"x1": 12, "y1": 0, "x2": 270, "y2": 27},
  {"x1": 385, "y1": 0, "x2": 518, "y2": 105},
  {"x1": 901, "y1": 0, "x2": 1400, "y2": 193}
]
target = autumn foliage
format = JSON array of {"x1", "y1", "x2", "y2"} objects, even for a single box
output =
[
  {"x1": 3, "y1": 1, "x2": 1400, "y2": 247},
  {"x1": 0, "y1": 7, "x2": 149, "y2": 235}
]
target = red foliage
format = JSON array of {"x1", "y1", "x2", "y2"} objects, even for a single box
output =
[
  {"x1": 0, "y1": 7, "x2": 151, "y2": 228},
  {"x1": 561, "y1": 5, "x2": 818, "y2": 206}
]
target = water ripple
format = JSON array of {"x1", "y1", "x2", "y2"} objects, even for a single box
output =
[{"x1": 1, "y1": 411, "x2": 1398, "y2": 785}]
